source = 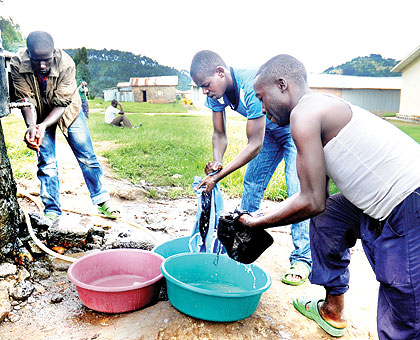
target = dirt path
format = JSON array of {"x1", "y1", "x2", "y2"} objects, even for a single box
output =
[{"x1": 1, "y1": 135, "x2": 379, "y2": 340}]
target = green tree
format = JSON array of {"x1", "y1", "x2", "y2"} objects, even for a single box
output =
[
  {"x1": 0, "y1": 16, "x2": 25, "y2": 52},
  {"x1": 73, "y1": 47, "x2": 91, "y2": 85},
  {"x1": 76, "y1": 62, "x2": 91, "y2": 84},
  {"x1": 73, "y1": 46, "x2": 88, "y2": 66}
]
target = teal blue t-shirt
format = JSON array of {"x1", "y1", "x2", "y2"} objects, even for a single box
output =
[{"x1": 205, "y1": 68, "x2": 263, "y2": 120}]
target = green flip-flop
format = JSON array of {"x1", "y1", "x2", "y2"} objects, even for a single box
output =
[
  {"x1": 281, "y1": 261, "x2": 311, "y2": 286},
  {"x1": 98, "y1": 201, "x2": 120, "y2": 219},
  {"x1": 293, "y1": 297, "x2": 346, "y2": 337}
]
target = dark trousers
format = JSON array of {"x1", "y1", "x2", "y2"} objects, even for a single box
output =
[
  {"x1": 309, "y1": 190, "x2": 420, "y2": 340},
  {"x1": 111, "y1": 115, "x2": 133, "y2": 128},
  {"x1": 81, "y1": 100, "x2": 89, "y2": 119}
]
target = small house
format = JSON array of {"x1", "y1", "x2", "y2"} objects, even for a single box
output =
[
  {"x1": 130, "y1": 76, "x2": 178, "y2": 103},
  {"x1": 391, "y1": 44, "x2": 420, "y2": 118}
]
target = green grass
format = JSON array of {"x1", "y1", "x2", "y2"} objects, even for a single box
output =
[
  {"x1": 90, "y1": 98, "x2": 189, "y2": 113},
  {"x1": 87, "y1": 111, "x2": 288, "y2": 199},
  {"x1": 1, "y1": 114, "x2": 37, "y2": 179},
  {"x1": 390, "y1": 120, "x2": 420, "y2": 141}
]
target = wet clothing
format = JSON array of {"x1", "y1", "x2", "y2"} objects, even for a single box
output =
[
  {"x1": 218, "y1": 209, "x2": 273, "y2": 264},
  {"x1": 302, "y1": 94, "x2": 420, "y2": 339},
  {"x1": 10, "y1": 49, "x2": 81, "y2": 137},
  {"x1": 189, "y1": 176, "x2": 225, "y2": 254},
  {"x1": 205, "y1": 68, "x2": 311, "y2": 266},
  {"x1": 10, "y1": 48, "x2": 108, "y2": 215}
]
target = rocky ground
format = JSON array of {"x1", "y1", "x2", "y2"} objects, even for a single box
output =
[{"x1": 0, "y1": 133, "x2": 379, "y2": 340}]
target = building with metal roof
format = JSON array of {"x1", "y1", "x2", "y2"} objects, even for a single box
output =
[
  {"x1": 129, "y1": 76, "x2": 178, "y2": 103},
  {"x1": 103, "y1": 76, "x2": 178, "y2": 103},
  {"x1": 308, "y1": 74, "x2": 401, "y2": 115},
  {"x1": 191, "y1": 73, "x2": 401, "y2": 115},
  {"x1": 391, "y1": 44, "x2": 420, "y2": 118}
]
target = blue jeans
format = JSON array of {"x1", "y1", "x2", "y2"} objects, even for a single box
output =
[
  {"x1": 37, "y1": 112, "x2": 109, "y2": 215},
  {"x1": 309, "y1": 191, "x2": 420, "y2": 340},
  {"x1": 240, "y1": 121, "x2": 311, "y2": 266},
  {"x1": 81, "y1": 100, "x2": 89, "y2": 119}
]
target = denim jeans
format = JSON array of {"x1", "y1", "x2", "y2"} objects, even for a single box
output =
[
  {"x1": 240, "y1": 121, "x2": 311, "y2": 266},
  {"x1": 37, "y1": 112, "x2": 109, "y2": 215}
]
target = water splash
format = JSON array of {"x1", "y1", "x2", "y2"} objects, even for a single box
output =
[
  {"x1": 241, "y1": 262, "x2": 257, "y2": 289},
  {"x1": 213, "y1": 249, "x2": 221, "y2": 266}
]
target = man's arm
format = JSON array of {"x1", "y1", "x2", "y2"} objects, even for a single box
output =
[
  {"x1": 203, "y1": 110, "x2": 227, "y2": 175},
  {"x1": 212, "y1": 110, "x2": 227, "y2": 163},
  {"x1": 240, "y1": 109, "x2": 327, "y2": 228},
  {"x1": 198, "y1": 115, "x2": 265, "y2": 192},
  {"x1": 118, "y1": 102, "x2": 125, "y2": 115}
]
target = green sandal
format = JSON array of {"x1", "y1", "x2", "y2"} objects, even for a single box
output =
[
  {"x1": 281, "y1": 261, "x2": 311, "y2": 286},
  {"x1": 293, "y1": 297, "x2": 346, "y2": 337},
  {"x1": 98, "y1": 201, "x2": 120, "y2": 219}
]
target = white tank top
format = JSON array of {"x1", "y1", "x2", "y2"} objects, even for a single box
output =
[{"x1": 304, "y1": 94, "x2": 420, "y2": 220}]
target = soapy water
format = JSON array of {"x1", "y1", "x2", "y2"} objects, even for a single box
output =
[
  {"x1": 243, "y1": 263, "x2": 257, "y2": 289},
  {"x1": 211, "y1": 253, "x2": 257, "y2": 290},
  {"x1": 90, "y1": 274, "x2": 149, "y2": 287},
  {"x1": 209, "y1": 252, "x2": 257, "y2": 289},
  {"x1": 189, "y1": 281, "x2": 247, "y2": 293}
]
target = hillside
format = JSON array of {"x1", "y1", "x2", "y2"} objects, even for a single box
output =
[
  {"x1": 64, "y1": 48, "x2": 192, "y2": 97},
  {"x1": 323, "y1": 54, "x2": 401, "y2": 77}
]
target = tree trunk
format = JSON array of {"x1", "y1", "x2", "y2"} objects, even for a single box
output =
[
  {"x1": 0, "y1": 121, "x2": 23, "y2": 254},
  {"x1": 0, "y1": 31, "x2": 24, "y2": 259}
]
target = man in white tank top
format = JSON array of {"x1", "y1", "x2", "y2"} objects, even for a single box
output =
[{"x1": 237, "y1": 54, "x2": 420, "y2": 340}]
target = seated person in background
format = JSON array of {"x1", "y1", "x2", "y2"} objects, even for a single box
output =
[{"x1": 104, "y1": 99, "x2": 134, "y2": 128}]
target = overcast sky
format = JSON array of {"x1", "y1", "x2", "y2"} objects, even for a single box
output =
[{"x1": 1, "y1": 0, "x2": 418, "y2": 74}]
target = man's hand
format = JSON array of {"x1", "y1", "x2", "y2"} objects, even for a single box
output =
[
  {"x1": 195, "y1": 175, "x2": 217, "y2": 193},
  {"x1": 24, "y1": 123, "x2": 47, "y2": 151},
  {"x1": 35, "y1": 123, "x2": 47, "y2": 146},
  {"x1": 24, "y1": 125, "x2": 40, "y2": 151},
  {"x1": 238, "y1": 213, "x2": 257, "y2": 228},
  {"x1": 204, "y1": 161, "x2": 223, "y2": 175}
]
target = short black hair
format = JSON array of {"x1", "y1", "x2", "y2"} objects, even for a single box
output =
[
  {"x1": 26, "y1": 31, "x2": 54, "y2": 54},
  {"x1": 111, "y1": 99, "x2": 118, "y2": 106},
  {"x1": 256, "y1": 54, "x2": 307, "y2": 89},
  {"x1": 190, "y1": 50, "x2": 227, "y2": 78}
]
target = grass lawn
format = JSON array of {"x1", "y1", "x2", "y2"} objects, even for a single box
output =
[
  {"x1": 89, "y1": 98, "x2": 191, "y2": 114},
  {"x1": 87, "y1": 111, "x2": 287, "y2": 199},
  {"x1": 2, "y1": 106, "x2": 419, "y2": 200}
]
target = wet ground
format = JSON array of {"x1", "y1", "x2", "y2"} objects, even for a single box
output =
[{"x1": 0, "y1": 131, "x2": 380, "y2": 340}]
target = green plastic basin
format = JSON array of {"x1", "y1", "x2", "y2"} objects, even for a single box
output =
[
  {"x1": 152, "y1": 236, "x2": 190, "y2": 259},
  {"x1": 161, "y1": 253, "x2": 271, "y2": 322}
]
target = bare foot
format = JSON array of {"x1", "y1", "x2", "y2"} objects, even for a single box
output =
[{"x1": 318, "y1": 294, "x2": 348, "y2": 329}]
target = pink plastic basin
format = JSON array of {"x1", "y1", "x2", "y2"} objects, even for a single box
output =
[{"x1": 67, "y1": 249, "x2": 164, "y2": 313}]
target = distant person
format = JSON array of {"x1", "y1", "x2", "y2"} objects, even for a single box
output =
[
  {"x1": 238, "y1": 54, "x2": 420, "y2": 339},
  {"x1": 78, "y1": 80, "x2": 89, "y2": 118},
  {"x1": 190, "y1": 50, "x2": 311, "y2": 285},
  {"x1": 10, "y1": 31, "x2": 119, "y2": 220},
  {"x1": 105, "y1": 100, "x2": 136, "y2": 128}
]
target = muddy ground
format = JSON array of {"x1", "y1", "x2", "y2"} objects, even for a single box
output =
[{"x1": 0, "y1": 128, "x2": 379, "y2": 340}]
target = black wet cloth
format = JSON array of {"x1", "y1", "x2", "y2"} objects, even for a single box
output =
[
  {"x1": 198, "y1": 192, "x2": 211, "y2": 252},
  {"x1": 217, "y1": 209, "x2": 273, "y2": 264},
  {"x1": 190, "y1": 176, "x2": 225, "y2": 254}
]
